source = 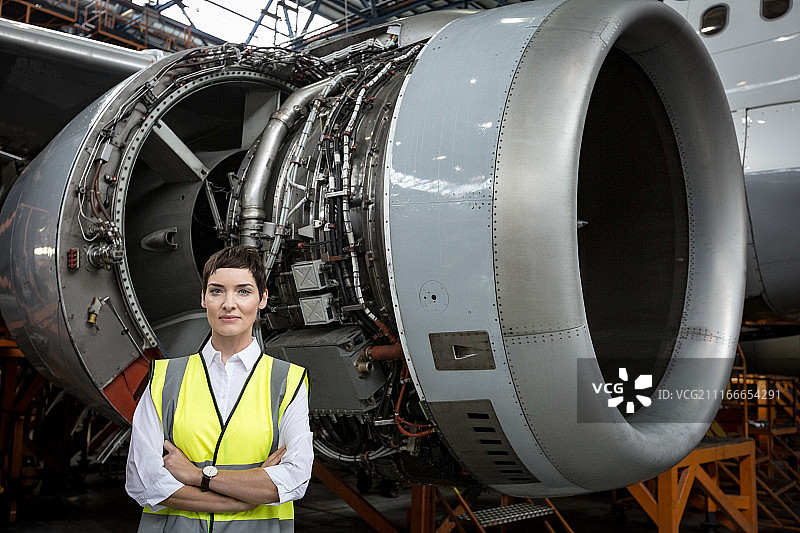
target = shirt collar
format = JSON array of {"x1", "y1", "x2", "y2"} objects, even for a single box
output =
[{"x1": 201, "y1": 338, "x2": 261, "y2": 371}]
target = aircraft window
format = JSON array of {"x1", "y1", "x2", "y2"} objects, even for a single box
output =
[
  {"x1": 762, "y1": 0, "x2": 791, "y2": 19},
  {"x1": 700, "y1": 5, "x2": 728, "y2": 35}
]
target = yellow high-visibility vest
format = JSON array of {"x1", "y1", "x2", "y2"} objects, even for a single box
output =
[{"x1": 138, "y1": 353, "x2": 307, "y2": 533}]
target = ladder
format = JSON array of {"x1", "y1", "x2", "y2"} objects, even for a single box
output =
[{"x1": 436, "y1": 487, "x2": 574, "y2": 533}]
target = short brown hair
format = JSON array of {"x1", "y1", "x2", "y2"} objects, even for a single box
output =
[{"x1": 202, "y1": 246, "x2": 267, "y2": 297}]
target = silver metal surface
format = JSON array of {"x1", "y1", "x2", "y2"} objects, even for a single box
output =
[
  {"x1": 741, "y1": 103, "x2": 800, "y2": 321},
  {"x1": 425, "y1": 400, "x2": 538, "y2": 485},
  {"x1": 497, "y1": 0, "x2": 745, "y2": 492},
  {"x1": 0, "y1": 18, "x2": 160, "y2": 75},
  {"x1": 292, "y1": 260, "x2": 330, "y2": 292},
  {"x1": 0, "y1": 84, "x2": 133, "y2": 418},
  {"x1": 429, "y1": 331, "x2": 495, "y2": 371}
]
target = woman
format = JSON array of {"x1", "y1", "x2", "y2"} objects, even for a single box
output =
[{"x1": 126, "y1": 245, "x2": 313, "y2": 532}]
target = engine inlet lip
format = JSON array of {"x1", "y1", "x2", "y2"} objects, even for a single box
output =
[{"x1": 489, "y1": 0, "x2": 747, "y2": 491}]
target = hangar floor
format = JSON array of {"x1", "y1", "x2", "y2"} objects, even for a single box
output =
[{"x1": 0, "y1": 468, "x2": 733, "y2": 532}]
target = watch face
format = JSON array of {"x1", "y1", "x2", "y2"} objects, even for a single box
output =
[{"x1": 202, "y1": 465, "x2": 218, "y2": 477}]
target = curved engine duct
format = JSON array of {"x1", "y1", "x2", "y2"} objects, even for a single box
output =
[{"x1": 0, "y1": 0, "x2": 745, "y2": 496}]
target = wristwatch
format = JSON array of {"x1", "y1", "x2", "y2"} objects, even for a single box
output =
[{"x1": 201, "y1": 465, "x2": 219, "y2": 492}]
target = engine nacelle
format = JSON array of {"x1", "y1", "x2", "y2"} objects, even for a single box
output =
[{"x1": 0, "y1": 0, "x2": 745, "y2": 496}]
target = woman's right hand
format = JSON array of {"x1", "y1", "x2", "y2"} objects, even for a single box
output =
[{"x1": 230, "y1": 498, "x2": 260, "y2": 512}]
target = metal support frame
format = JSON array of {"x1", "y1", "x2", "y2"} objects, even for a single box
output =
[
  {"x1": 311, "y1": 460, "x2": 400, "y2": 533},
  {"x1": 626, "y1": 438, "x2": 758, "y2": 533},
  {"x1": 153, "y1": 0, "x2": 181, "y2": 12},
  {"x1": 300, "y1": 0, "x2": 322, "y2": 34},
  {"x1": 311, "y1": 461, "x2": 572, "y2": 532},
  {"x1": 621, "y1": 344, "x2": 800, "y2": 532},
  {"x1": 735, "y1": 372, "x2": 800, "y2": 529},
  {"x1": 703, "y1": 345, "x2": 800, "y2": 530},
  {"x1": 198, "y1": 0, "x2": 290, "y2": 41},
  {"x1": 0, "y1": 334, "x2": 43, "y2": 524},
  {"x1": 278, "y1": 0, "x2": 296, "y2": 36},
  {"x1": 411, "y1": 485, "x2": 436, "y2": 533},
  {"x1": 245, "y1": 0, "x2": 276, "y2": 44}
]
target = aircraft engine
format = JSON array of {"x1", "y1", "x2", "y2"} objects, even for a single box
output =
[{"x1": 0, "y1": 0, "x2": 745, "y2": 496}]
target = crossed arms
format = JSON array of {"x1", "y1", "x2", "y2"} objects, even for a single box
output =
[
  {"x1": 125, "y1": 380, "x2": 313, "y2": 514},
  {"x1": 159, "y1": 441, "x2": 286, "y2": 513}
]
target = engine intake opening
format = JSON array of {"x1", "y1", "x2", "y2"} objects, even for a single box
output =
[
  {"x1": 123, "y1": 80, "x2": 285, "y2": 357},
  {"x1": 578, "y1": 48, "x2": 688, "y2": 409}
]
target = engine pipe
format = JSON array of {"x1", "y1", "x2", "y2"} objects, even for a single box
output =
[
  {"x1": 367, "y1": 343, "x2": 404, "y2": 361},
  {"x1": 239, "y1": 75, "x2": 352, "y2": 247}
]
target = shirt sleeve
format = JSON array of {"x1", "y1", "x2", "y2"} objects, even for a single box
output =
[
  {"x1": 264, "y1": 381, "x2": 314, "y2": 504},
  {"x1": 125, "y1": 382, "x2": 185, "y2": 511}
]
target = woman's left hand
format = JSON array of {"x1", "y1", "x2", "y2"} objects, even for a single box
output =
[
  {"x1": 163, "y1": 440, "x2": 202, "y2": 486},
  {"x1": 261, "y1": 445, "x2": 286, "y2": 468}
]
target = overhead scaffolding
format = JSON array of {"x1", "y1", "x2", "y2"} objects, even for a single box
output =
[
  {"x1": 0, "y1": 0, "x2": 224, "y2": 50},
  {"x1": 0, "y1": 0, "x2": 508, "y2": 53}
]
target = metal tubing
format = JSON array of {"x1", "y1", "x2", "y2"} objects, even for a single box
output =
[
  {"x1": 0, "y1": 18, "x2": 160, "y2": 75},
  {"x1": 239, "y1": 77, "x2": 342, "y2": 246}
]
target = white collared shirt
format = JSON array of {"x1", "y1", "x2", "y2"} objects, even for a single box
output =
[{"x1": 125, "y1": 339, "x2": 314, "y2": 511}]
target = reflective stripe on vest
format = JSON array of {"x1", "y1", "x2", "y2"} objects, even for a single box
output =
[
  {"x1": 138, "y1": 512, "x2": 295, "y2": 533},
  {"x1": 139, "y1": 353, "x2": 307, "y2": 533}
]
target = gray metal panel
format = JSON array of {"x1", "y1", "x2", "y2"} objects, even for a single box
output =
[
  {"x1": 264, "y1": 327, "x2": 383, "y2": 413},
  {"x1": 744, "y1": 104, "x2": 800, "y2": 174},
  {"x1": 292, "y1": 260, "x2": 328, "y2": 292},
  {"x1": 425, "y1": 400, "x2": 538, "y2": 484},
  {"x1": 0, "y1": 85, "x2": 130, "y2": 422},
  {"x1": 743, "y1": 168, "x2": 800, "y2": 319},
  {"x1": 742, "y1": 103, "x2": 800, "y2": 320},
  {"x1": 429, "y1": 331, "x2": 495, "y2": 371}
]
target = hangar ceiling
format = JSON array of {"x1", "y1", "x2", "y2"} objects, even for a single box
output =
[{"x1": 0, "y1": 0, "x2": 517, "y2": 51}]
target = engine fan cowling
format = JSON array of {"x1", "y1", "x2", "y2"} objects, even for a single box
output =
[{"x1": 384, "y1": 0, "x2": 745, "y2": 495}]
